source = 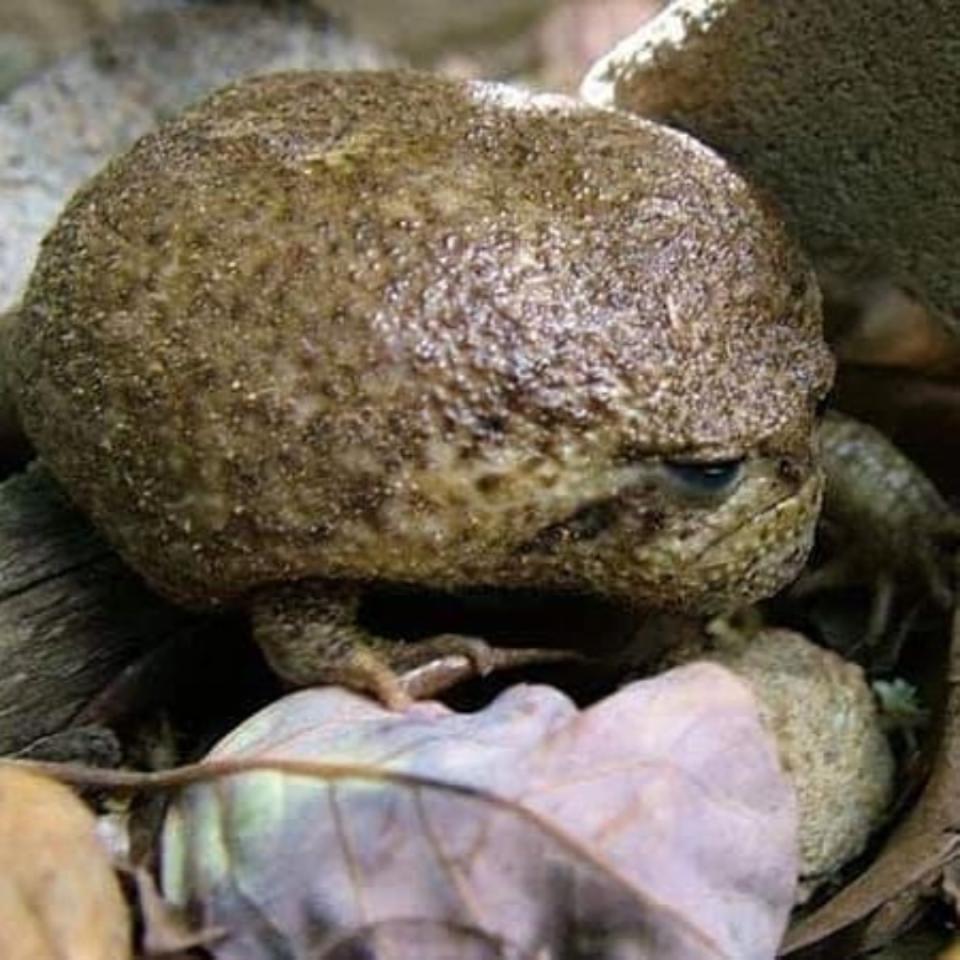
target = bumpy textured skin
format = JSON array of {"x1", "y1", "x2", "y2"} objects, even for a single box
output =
[{"x1": 11, "y1": 71, "x2": 832, "y2": 615}]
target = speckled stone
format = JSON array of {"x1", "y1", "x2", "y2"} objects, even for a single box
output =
[{"x1": 668, "y1": 628, "x2": 894, "y2": 891}]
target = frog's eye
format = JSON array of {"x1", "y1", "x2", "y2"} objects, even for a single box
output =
[{"x1": 662, "y1": 459, "x2": 744, "y2": 500}]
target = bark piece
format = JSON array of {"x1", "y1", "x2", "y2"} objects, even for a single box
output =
[{"x1": 0, "y1": 464, "x2": 189, "y2": 753}]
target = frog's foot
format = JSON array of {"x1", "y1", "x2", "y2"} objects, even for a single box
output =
[
  {"x1": 793, "y1": 557, "x2": 898, "y2": 651},
  {"x1": 862, "y1": 572, "x2": 896, "y2": 650},
  {"x1": 381, "y1": 633, "x2": 499, "y2": 676},
  {"x1": 331, "y1": 645, "x2": 415, "y2": 711},
  {"x1": 814, "y1": 412, "x2": 958, "y2": 637},
  {"x1": 385, "y1": 635, "x2": 579, "y2": 702},
  {"x1": 918, "y1": 538, "x2": 955, "y2": 610},
  {"x1": 250, "y1": 580, "x2": 575, "y2": 708},
  {"x1": 250, "y1": 586, "x2": 414, "y2": 708},
  {"x1": 793, "y1": 557, "x2": 926, "y2": 664},
  {"x1": 790, "y1": 552, "x2": 894, "y2": 650}
]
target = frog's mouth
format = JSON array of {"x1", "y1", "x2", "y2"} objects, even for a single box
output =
[
  {"x1": 672, "y1": 470, "x2": 824, "y2": 610},
  {"x1": 508, "y1": 463, "x2": 822, "y2": 612},
  {"x1": 692, "y1": 471, "x2": 823, "y2": 562}
]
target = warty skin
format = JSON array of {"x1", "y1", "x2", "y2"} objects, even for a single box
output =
[{"x1": 10, "y1": 71, "x2": 833, "y2": 700}]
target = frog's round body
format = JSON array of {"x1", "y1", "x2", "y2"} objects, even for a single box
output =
[{"x1": 11, "y1": 71, "x2": 832, "y2": 631}]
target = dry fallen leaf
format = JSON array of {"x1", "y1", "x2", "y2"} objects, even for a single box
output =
[
  {"x1": 0, "y1": 766, "x2": 131, "y2": 960},
  {"x1": 938, "y1": 936, "x2": 960, "y2": 960},
  {"x1": 162, "y1": 663, "x2": 797, "y2": 959}
]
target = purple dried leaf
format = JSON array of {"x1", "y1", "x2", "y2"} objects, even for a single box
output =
[{"x1": 162, "y1": 663, "x2": 797, "y2": 959}]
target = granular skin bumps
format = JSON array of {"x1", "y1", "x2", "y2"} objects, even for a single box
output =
[{"x1": 11, "y1": 71, "x2": 832, "y2": 627}]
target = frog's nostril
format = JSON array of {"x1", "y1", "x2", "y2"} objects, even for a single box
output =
[{"x1": 778, "y1": 458, "x2": 804, "y2": 484}]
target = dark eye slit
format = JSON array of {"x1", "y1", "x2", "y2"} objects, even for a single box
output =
[{"x1": 663, "y1": 458, "x2": 744, "y2": 495}]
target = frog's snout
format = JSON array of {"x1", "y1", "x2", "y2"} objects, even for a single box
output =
[{"x1": 688, "y1": 468, "x2": 825, "y2": 611}]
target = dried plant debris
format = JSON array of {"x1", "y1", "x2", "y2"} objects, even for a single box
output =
[
  {"x1": 0, "y1": 2, "x2": 386, "y2": 312},
  {"x1": 824, "y1": 280, "x2": 960, "y2": 375},
  {"x1": 582, "y1": 0, "x2": 960, "y2": 332},
  {"x1": 162, "y1": 665, "x2": 797, "y2": 959},
  {"x1": 0, "y1": 766, "x2": 130, "y2": 960}
]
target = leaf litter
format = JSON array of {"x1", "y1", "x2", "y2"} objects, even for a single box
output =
[{"x1": 158, "y1": 663, "x2": 796, "y2": 959}]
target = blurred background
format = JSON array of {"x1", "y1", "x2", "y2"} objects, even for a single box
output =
[{"x1": 0, "y1": 0, "x2": 664, "y2": 96}]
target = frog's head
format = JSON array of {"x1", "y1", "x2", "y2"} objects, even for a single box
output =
[
  {"x1": 441, "y1": 109, "x2": 837, "y2": 614},
  {"x1": 508, "y1": 434, "x2": 828, "y2": 615}
]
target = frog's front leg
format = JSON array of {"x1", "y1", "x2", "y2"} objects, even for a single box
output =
[
  {"x1": 797, "y1": 412, "x2": 959, "y2": 652},
  {"x1": 250, "y1": 580, "x2": 570, "y2": 708}
]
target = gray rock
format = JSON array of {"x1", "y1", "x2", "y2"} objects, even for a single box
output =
[
  {"x1": 0, "y1": 0, "x2": 125, "y2": 96},
  {"x1": 317, "y1": 0, "x2": 553, "y2": 63},
  {"x1": 0, "y1": 2, "x2": 387, "y2": 312},
  {"x1": 582, "y1": 0, "x2": 960, "y2": 331}
]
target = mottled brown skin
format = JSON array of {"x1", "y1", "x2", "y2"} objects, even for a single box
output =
[{"x1": 10, "y1": 71, "x2": 833, "y2": 702}]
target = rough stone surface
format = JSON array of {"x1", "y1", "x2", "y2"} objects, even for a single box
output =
[
  {"x1": 0, "y1": 0, "x2": 125, "y2": 94},
  {"x1": 316, "y1": 0, "x2": 552, "y2": 63},
  {"x1": 582, "y1": 0, "x2": 960, "y2": 330},
  {"x1": 668, "y1": 628, "x2": 894, "y2": 890}
]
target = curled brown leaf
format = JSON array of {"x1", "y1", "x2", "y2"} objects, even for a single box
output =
[{"x1": 0, "y1": 766, "x2": 130, "y2": 960}]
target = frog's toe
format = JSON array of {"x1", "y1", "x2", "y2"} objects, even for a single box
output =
[
  {"x1": 917, "y1": 550, "x2": 954, "y2": 610},
  {"x1": 416, "y1": 634, "x2": 498, "y2": 676},
  {"x1": 341, "y1": 646, "x2": 415, "y2": 710},
  {"x1": 381, "y1": 635, "x2": 582, "y2": 702},
  {"x1": 390, "y1": 634, "x2": 577, "y2": 679}
]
